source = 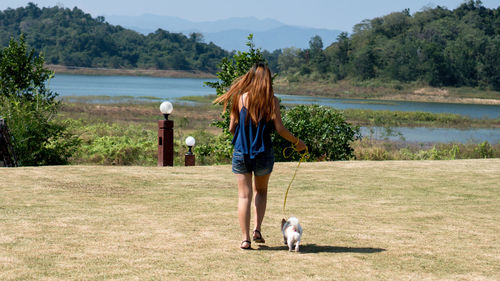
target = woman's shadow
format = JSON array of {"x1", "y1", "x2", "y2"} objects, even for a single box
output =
[{"x1": 257, "y1": 244, "x2": 386, "y2": 254}]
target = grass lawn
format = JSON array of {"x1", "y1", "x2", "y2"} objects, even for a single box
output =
[{"x1": 1, "y1": 160, "x2": 499, "y2": 280}]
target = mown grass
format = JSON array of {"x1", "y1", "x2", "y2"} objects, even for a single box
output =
[{"x1": 1, "y1": 160, "x2": 499, "y2": 280}]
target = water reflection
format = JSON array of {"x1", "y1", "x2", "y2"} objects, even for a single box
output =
[
  {"x1": 361, "y1": 126, "x2": 500, "y2": 144},
  {"x1": 278, "y1": 95, "x2": 500, "y2": 119}
]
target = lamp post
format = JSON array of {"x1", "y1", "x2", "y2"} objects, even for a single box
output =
[
  {"x1": 0, "y1": 117, "x2": 18, "y2": 167},
  {"x1": 185, "y1": 136, "x2": 196, "y2": 166},
  {"x1": 158, "y1": 101, "x2": 174, "y2": 166}
]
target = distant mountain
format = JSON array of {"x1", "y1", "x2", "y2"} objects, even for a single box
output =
[
  {"x1": 106, "y1": 15, "x2": 284, "y2": 34},
  {"x1": 204, "y1": 26, "x2": 343, "y2": 52},
  {"x1": 105, "y1": 15, "x2": 344, "y2": 51}
]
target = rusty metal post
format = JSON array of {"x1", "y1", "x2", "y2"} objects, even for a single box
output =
[
  {"x1": 158, "y1": 119, "x2": 174, "y2": 166},
  {"x1": 0, "y1": 118, "x2": 18, "y2": 167},
  {"x1": 185, "y1": 148, "x2": 195, "y2": 166}
]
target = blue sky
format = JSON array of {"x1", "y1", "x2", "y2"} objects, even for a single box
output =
[{"x1": 1, "y1": 0, "x2": 499, "y2": 31}]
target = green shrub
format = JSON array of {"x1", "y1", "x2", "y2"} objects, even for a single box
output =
[
  {"x1": 474, "y1": 141, "x2": 494, "y2": 158},
  {"x1": 0, "y1": 96, "x2": 80, "y2": 165},
  {"x1": 193, "y1": 131, "x2": 232, "y2": 165},
  {"x1": 70, "y1": 121, "x2": 156, "y2": 165},
  {"x1": 0, "y1": 35, "x2": 79, "y2": 165},
  {"x1": 273, "y1": 105, "x2": 360, "y2": 161},
  {"x1": 353, "y1": 139, "x2": 499, "y2": 160}
]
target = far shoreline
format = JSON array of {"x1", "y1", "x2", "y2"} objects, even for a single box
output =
[
  {"x1": 275, "y1": 79, "x2": 500, "y2": 106},
  {"x1": 46, "y1": 64, "x2": 217, "y2": 79}
]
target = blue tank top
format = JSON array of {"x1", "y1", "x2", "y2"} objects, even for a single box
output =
[{"x1": 232, "y1": 100, "x2": 274, "y2": 159}]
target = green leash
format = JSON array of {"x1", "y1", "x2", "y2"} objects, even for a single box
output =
[{"x1": 281, "y1": 143, "x2": 309, "y2": 219}]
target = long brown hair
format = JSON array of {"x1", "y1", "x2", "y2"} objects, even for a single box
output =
[{"x1": 214, "y1": 62, "x2": 276, "y2": 125}]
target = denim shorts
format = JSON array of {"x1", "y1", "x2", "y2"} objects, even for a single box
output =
[{"x1": 232, "y1": 149, "x2": 275, "y2": 176}]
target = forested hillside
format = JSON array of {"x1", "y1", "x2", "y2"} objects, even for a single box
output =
[
  {"x1": 1, "y1": 1, "x2": 499, "y2": 89},
  {"x1": 0, "y1": 3, "x2": 228, "y2": 72},
  {"x1": 273, "y1": 0, "x2": 500, "y2": 90}
]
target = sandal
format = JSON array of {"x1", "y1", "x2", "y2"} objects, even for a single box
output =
[
  {"x1": 240, "y1": 240, "x2": 251, "y2": 250},
  {"x1": 253, "y1": 230, "x2": 265, "y2": 243}
]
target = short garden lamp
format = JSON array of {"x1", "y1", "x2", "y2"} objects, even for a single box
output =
[
  {"x1": 185, "y1": 136, "x2": 196, "y2": 166},
  {"x1": 158, "y1": 101, "x2": 174, "y2": 166}
]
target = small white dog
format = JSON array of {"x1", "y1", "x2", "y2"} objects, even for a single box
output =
[{"x1": 281, "y1": 217, "x2": 303, "y2": 252}]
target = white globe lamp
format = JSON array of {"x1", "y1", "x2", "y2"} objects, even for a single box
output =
[
  {"x1": 160, "y1": 101, "x2": 173, "y2": 120},
  {"x1": 185, "y1": 136, "x2": 195, "y2": 155}
]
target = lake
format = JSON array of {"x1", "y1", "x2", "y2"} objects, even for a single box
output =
[
  {"x1": 51, "y1": 74, "x2": 500, "y2": 119},
  {"x1": 49, "y1": 74, "x2": 500, "y2": 143},
  {"x1": 50, "y1": 74, "x2": 216, "y2": 98}
]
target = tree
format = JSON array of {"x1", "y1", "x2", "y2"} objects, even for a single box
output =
[
  {"x1": 0, "y1": 35, "x2": 55, "y2": 101},
  {"x1": 309, "y1": 35, "x2": 324, "y2": 54},
  {"x1": 326, "y1": 32, "x2": 351, "y2": 79},
  {"x1": 352, "y1": 42, "x2": 378, "y2": 80},
  {"x1": 278, "y1": 47, "x2": 302, "y2": 74},
  {"x1": 189, "y1": 32, "x2": 204, "y2": 43},
  {"x1": 336, "y1": 32, "x2": 350, "y2": 65},
  {"x1": 262, "y1": 49, "x2": 282, "y2": 73},
  {"x1": 307, "y1": 35, "x2": 329, "y2": 74},
  {"x1": 207, "y1": 34, "x2": 265, "y2": 134},
  {"x1": 0, "y1": 35, "x2": 79, "y2": 166},
  {"x1": 479, "y1": 35, "x2": 500, "y2": 90}
]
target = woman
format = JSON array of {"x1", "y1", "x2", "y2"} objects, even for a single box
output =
[{"x1": 214, "y1": 62, "x2": 306, "y2": 250}]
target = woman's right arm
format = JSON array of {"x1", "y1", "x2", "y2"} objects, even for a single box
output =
[
  {"x1": 229, "y1": 113, "x2": 236, "y2": 135},
  {"x1": 273, "y1": 97, "x2": 306, "y2": 151}
]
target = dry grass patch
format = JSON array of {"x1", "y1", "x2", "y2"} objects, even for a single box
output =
[
  {"x1": 60, "y1": 101, "x2": 221, "y2": 131},
  {"x1": 1, "y1": 160, "x2": 499, "y2": 280}
]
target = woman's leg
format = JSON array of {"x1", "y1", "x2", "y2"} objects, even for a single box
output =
[
  {"x1": 253, "y1": 173, "x2": 271, "y2": 234},
  {"x1": 236, "y1": 173, "x2": 253, "y2": 246}
]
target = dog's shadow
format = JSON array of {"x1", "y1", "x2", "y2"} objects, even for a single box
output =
[{"x1": 257, "y1": 244, "x2": 386, "y2": 254}]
